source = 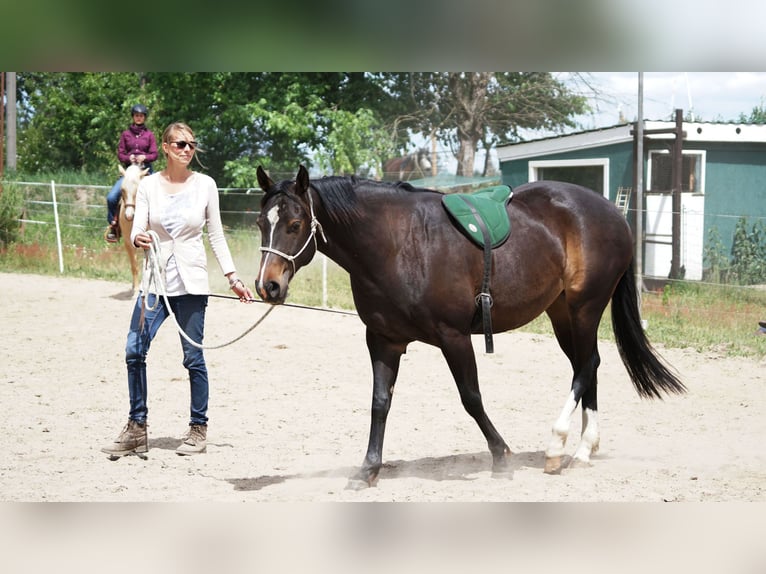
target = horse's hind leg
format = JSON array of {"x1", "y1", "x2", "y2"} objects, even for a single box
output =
[
  {"x1": 348, "y1": 329, "x2": 406, "y2": 490},
  {"x1": 440, "y1": 333, "x2": 511, "y2": 473},
  {"x1": 544, "y1": 296, "x2": 602, "y2": 474}
]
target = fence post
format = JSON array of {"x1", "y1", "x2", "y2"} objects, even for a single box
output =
[
  {"x1": 50, "y1": 180, "x2": 64, "y2": 273},
  {"x1": 322, "y1": 254, "x2": 328, "y2": 307}
]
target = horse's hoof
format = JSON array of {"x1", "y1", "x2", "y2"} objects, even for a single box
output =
[
  {"x1": 345, "y1": 479, "x2": 367, "y2": 491},
  {"x1": 544, "y1": 456, "x2": 563, "y2": 475},
  {"x1": 491, "y1": 447, "x2": 513, "y2": 475},
  {"x1": 568, "y1": 457, "x2": 592, "y2": 470},
  {"x1": 345, "y1": 472, "x2": 378, "y2": 490}
]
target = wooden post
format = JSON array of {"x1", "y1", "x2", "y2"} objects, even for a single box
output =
[
  {"x1": 670, "y1": 108, "x2": 683, "y2": 279},
  {"x1": 1, "y1": 72, "x2": 5, "y2": 184}
]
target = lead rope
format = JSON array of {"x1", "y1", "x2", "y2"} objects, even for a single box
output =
[{"x1": 141, "y1": 230, "x2": 274, "y2": 349}]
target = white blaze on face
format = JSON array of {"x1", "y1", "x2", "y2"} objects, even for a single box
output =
[
  {"x1": 257, "y1": 205, "x2": 281, "y2": 288},
  {"x1": 267, "y1": 204, "x2": 280, "y2": 227}
]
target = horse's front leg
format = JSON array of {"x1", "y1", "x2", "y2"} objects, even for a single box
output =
[
  {"x1": 127, "y1": 245, "x2": 139, "y2": 294},
  {"x1": 346, "y1": 329, "x2": 405, "y2": 490},
  {"x1": 440, "y1": 333, "x2": 511, "y2": 474}
]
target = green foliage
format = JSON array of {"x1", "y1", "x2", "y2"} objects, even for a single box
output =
[
  {"x1": 17, "y1": 73, "x2": 151, "y2": 174},
  {"x1": 737, "y1": 97, "x2": 766, "y2": 123},
  {"x1": 704, "y1": 220, "x2": 766, "y2": 286},
  {"x1": 317, "y1": 107, "x2": 395, "y2": 176},
  {"x1": 12, "y1": 72, "x2": 590, "y2": 187},
  {"x1": 729, "y1": 217, "x2": 766, "y2": 285},
  {"x1": 703, "y1": 226, "x2": 728, "y2": 283},
  {"x1": 0, "y1": 184, "x2": 24, "y2": 247}
]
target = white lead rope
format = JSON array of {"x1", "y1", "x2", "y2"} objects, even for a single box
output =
[{"x1": 141, "y1": 230, "x2": 274, "y2": 350}]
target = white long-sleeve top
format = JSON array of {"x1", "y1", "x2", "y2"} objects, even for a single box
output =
[{"x1": 131, "y1": 171, "x2": 236, "y2": 296}]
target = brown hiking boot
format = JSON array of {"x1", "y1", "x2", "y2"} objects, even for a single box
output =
[
  {"x1": 102, "y1": 419, "x2": 147, "y2": 457},
  {"x1": 175, "y1": 424, "x2": 207, "y2": 455},
  {"x1": 104, "y1": 222, "x2": 119, "y2": 243}
]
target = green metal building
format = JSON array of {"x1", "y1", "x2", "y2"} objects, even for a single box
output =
[{"x1": 496, "y1": 121, "x2": 766, "y2": 280}]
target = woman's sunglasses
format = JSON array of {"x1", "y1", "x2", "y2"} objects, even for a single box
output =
[{"x1": 169, "y1": 140, "x2": 198, "y2": 150}]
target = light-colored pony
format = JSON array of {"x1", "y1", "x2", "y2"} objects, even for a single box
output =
[{"x1": 118, "y1": 164, "x2": 149, "y2": 293}]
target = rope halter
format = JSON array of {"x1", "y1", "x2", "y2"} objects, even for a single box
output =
[{"x1": 259, "y1": 187, "x2": 326, "y2": 276}]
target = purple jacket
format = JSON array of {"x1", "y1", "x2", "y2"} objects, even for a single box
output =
[{"x1": 117, "y1": 123, "x2": 158, "y2": 168}]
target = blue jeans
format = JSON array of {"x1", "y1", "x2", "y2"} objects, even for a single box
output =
[
  {"x1": 106, "y1": 178, "x2": 123, "y2": 224},
  {"x1": 125, "y1": 293, "x2": 210, "y2": 426}
]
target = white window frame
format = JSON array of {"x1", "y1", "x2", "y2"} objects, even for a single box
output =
[
  {"x1": 528, "y1": 158, "x2": 610, "y2": 199},
  {"x1": 647, "y1": 149, "x2": 706, "y2": 194}
]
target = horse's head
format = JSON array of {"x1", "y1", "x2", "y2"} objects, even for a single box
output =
[
  {"x1": 119, "y1": 164, "x2": 149, "y2": 221},
  {"x1": 255, "y1": 165, "x2": 321, "y2": 304},
  {"x1": 383, "y1": 148, "x2": 432, "y2": 181},
  {"x1": 416, "y1": 148, "x2": 432, "y2": 174}
]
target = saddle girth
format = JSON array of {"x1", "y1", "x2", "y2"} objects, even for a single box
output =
[{"x1": 441, "y1": 185, "x2": 513, "y2": 354}]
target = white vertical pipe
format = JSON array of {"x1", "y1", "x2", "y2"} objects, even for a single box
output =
[
  {"x1": 636, "y1": 73, "x2": 646, "y2": 327},
  {"x1": 51, "y1": 180, "x2": 64, "y2": 273},
  {"x1": 322, "y1": 253, "x2": 328, "y2": 307}
]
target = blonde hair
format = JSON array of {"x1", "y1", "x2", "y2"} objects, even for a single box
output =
[{"x1": 162, "y1": 121, "x2": 206, "y2": 169}]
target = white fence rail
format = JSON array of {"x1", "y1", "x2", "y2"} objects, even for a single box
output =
[{"x1": 4, "y1": 179, "x2": 334, "y2": 307}]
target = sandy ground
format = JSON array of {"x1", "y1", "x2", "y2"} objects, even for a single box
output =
[{"x1": 1, "y1": 270, "x2": 765, "y2": 502}]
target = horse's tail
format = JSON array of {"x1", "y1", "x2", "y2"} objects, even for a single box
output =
[{"x1": 611, "y1": 260, "x2": 686, "y2": 399}]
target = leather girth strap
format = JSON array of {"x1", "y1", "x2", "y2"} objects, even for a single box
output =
[{"x1": 457, "y1": 196, "x2": 494, "y2": 354}]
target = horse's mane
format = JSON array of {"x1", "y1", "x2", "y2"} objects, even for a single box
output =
[
  {"x1": 262, "y1": 174, "x2": 441, "y2": 227},
  {"x1": 311, "y1": 176, "x2": 441, "y2": 226}
]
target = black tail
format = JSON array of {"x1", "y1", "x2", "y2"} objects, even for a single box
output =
[{"x1": 611, "y1": 261, "x2": 686, "y2": 399}]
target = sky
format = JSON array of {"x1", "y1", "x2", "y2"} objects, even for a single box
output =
[{"x1": 563, "y1": 72, "x2": 766, "y2": 131}]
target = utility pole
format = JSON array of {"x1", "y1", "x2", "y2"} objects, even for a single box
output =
[
  {"x1": 6, "y1": 72, "x2": 16, "y2": 171},
  {"x1": 636, "y1": 73, "x2": 644, "y2": 298},
  {"x1": 1, "y1": 72, "x2": 5, "y2": 181}
]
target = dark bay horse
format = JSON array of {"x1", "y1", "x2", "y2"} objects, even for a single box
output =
[
  {"x1": 382, "y1": 148, "x2": 432, "y2": 181},
  {"x1": 254, "y1": 165, "x2": 685, "y2": 488}
]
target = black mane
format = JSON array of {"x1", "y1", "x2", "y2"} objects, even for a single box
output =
[
  {"x1": 310, "y1": 176, "x2": 440, "y2": 226},
  {"x1": 262, "y1": 174, "x2": 441, "y2": 227}
]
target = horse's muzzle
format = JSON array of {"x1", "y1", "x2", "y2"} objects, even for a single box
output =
[{"x1": 258, "y1": 279, "x2": 287, "y2": 303}]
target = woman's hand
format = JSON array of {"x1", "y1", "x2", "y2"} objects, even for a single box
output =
[
  {"x1": 229, "y1": 276, "x2": 255, "y2": 303},
  {"x1": 134, "y1": 232, "x2": 153, "y2": 250}
]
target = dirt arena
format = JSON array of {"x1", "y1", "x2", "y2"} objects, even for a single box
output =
[{"x1": 1, "y1": 270, "x2": 765, "y2": 502}]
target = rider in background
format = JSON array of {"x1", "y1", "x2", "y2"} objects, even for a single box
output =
[{"x1": 105, "y1": 104, "x2": 158, "y2": 242}]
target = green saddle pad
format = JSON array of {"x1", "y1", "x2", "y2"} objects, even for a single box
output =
[{"x1": 442, "y1": 185, "x2": 513, "y2": 248}]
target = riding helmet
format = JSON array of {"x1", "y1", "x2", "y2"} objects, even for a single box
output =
[{"x1": 131, "y1": 104, "x2": 148, "y2": 116}]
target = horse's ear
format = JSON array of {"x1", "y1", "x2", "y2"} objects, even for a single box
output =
[
  {"x1": 296, "y1": 165, "x2": 310, "y2": 197},
  {"x1": 119, "y1": 165, "x2": 126, "y2": 176},
  {"x1": 141, "y1": 168, "x2": 150, "y2": 176},
  {"x1": 256, "y1": 165, "x2": 274, "y2": 192}
]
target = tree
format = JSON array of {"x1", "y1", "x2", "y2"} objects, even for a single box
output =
[
  {"x1": 737, "y1": 98, "x2": 766, "y2": 123},
  {"x1": 380, "y1": 73, "x2": 589, "y2": 176},
  {"x1": 14, "y1": 72, "x2": 397, "y2": 184},
  {"x1": 16, "y1": 72, "x2": 149, "y2": 175},
  {"x1": 12, "y1": 72, "x2": 588, "y2": 185}
]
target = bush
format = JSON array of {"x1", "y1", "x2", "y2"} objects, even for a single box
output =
[
  {"x1": 704, "y1": 219, "x2": 766, "y2": 285},
  {"x1": 729, "y1": 217, "x2": 766, "y2": 285},
  {"x1": 0, "y1": 184, "x2": 24, "y2": 248}
]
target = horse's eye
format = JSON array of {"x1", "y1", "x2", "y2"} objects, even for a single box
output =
[{"x1": 289, "y1": 221, "x2": 301, "y2": 233}]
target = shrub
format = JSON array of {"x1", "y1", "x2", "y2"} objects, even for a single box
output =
[{"x1": 0, "y1": 184, "x2": 24, "y2": 248}]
